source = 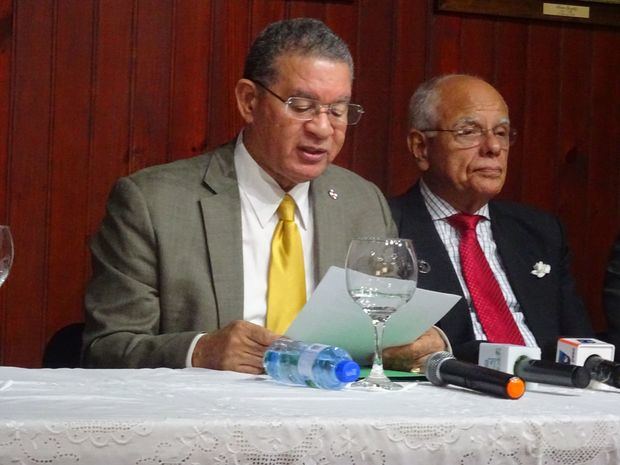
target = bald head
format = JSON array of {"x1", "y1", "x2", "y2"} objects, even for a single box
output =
[
  {"x1": 407, "y1": 75, "x2": 512, "y2": 213},
  {"x1": 408, "y1": 74, "x2": 508, "y2": 131}
]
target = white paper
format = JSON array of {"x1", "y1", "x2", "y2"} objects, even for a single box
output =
[{"x1": 285, "y1": 266, "x2": 461, "y2": 364}]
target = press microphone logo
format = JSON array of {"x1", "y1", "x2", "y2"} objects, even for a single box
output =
[
  {"x1": 481, "y1": 347, "x2": 502, "y2": 370},
  {"x1": 557, "y1": 351, "x2": 571, "y2": 364}
]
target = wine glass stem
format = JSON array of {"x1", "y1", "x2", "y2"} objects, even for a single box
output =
[{"x1": 369, "y1": 320, "x2": 386, "y2": 378}]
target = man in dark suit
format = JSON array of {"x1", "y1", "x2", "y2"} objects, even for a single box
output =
[
  {"x1": 390, "y1": 74, "x2": 593, "y2": 362},
  {"x1": 83, "y1": 18, "x2": 445, "y2": 372}
]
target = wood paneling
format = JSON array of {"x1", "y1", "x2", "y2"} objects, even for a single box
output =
[
  {"x1": 0, "y1": 0, "x2": 618, "y2": 366},
  {"x1": 5, "y1": 0, "x2": 54, "y2": 366},
  {"x1": 0, "y1": 0, "x2": 12, "y2": 363},
  {"x1": 87, "y1": 0, "x2": 133, "y2": 236},
  {"x1": 46, "y1": 0, "x2": 94, "y2": 350}
]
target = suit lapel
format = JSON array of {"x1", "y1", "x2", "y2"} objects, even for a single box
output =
[
  {"x1": 490, "y1": 204, "x2": 547, "y2": 337},
  {"x1": 200, "y1": 144, "x2": 244, "y2": 326},
  {"x1": 311, "y1": 172, "x2": 347, "y2": 281},
  {"x1": 397, "y1": 185, "x2": 471, "y2": 340},
  {"x1": 401, "y1": 185, "x2": 463, "y2": 296}
]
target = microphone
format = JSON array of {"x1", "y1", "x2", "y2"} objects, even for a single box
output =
[
  {"x1": 513, "y1": 356, "x2": 590, "y2": 388},
  {"x1": 425, "y1": 351, "x2": 525, "y2": 399},
  {"x1": 584, "y1": 355, "x2": 620, "y2": 389},
  {"x1": 556, "y1": 337, "x2": 615, "y2": 365},
  {"x1": 479, "y1": 343, "x2": 590, "y2": 388},
  {"x1": 556, "y1": 338, "x2": 619, "y2": 389}
]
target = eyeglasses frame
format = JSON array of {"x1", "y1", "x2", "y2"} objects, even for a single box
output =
[
  {"x1": 419, "y1": 125, "x2": 517, "y2": 149},
  {"x1": 251, "y1": 80, "x2": 364, "y2": 126}
]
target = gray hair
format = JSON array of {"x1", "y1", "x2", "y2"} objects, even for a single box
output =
[
  {"x1": 243, "y1": 18, "x2": 354, "y2": 85},
  {"x1": 408, "y1": 74, "x2": 479, "y2": 130}
]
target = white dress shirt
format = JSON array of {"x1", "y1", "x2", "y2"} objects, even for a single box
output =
[
  {"x1": 186, "y1": 135, "x2": 315, "y2": 366},
  {"x1": 420, "y1": 180, "x2": 538, "y2": 348},
  {"x1": 234, "y1": 135, "x2": 315, "y2": 325}
]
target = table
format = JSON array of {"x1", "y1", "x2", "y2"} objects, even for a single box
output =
[{"x1": 1, "y1": 367, "x2": 619, "y2": 464}]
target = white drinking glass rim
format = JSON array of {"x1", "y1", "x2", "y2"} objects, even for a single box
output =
[{"x1": 0, "y1": 225, "x2": 14, "y2": 261}]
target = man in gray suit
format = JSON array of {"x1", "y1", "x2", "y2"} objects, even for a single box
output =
[{"x1": 83, "y1": 18, "x2": 445, "y2": 372}]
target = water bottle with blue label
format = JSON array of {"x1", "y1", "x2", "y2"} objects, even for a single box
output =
[{"x1": 263, "y1": 338, "x2": 360, "y2": 389}]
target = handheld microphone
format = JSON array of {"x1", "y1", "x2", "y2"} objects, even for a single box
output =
[
  {"x1": 513, "y1": 356, "x2": 590, "y2": 388},
  {"x1": 425, "y1": 351, "x2": 525, "y2": 399},
  {"x1": 584, "y1": 355, "x2": 620, "y2": 389},
  {"x1": 479, "y1": 343, "x2": 590, "y2": 388},
  {"x1": 556, "y1": 338, "x2": 618, "y2": 389}
]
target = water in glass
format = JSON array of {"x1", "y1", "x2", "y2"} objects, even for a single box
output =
[{"x1": 346, "y1": 238, "x2": 418, "y2": 390}]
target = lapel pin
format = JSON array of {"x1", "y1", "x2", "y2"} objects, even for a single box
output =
[
  {"x1": 328, "y1": 188, "x2": 338, "y2": 200},
  {"x1": 418, "y1": 260, "x2": 431, "y2": 274},
  {"x1": 531, "y1": 261, "x2": 551, "y2": 278}
]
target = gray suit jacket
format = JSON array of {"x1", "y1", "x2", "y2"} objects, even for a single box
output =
[{"x1": 83, "y1": 142, "x2": 397, "y2": 368}]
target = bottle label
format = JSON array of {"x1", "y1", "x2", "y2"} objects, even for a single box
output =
[{"x1": 297, "y1": 343, "x2": 329, "y2": 380}]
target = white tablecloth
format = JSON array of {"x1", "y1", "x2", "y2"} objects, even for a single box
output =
[{"x1": 0, "y1": 367, "x2": 619, "y2": 464}]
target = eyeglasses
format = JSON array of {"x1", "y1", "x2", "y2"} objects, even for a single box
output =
[
  {"x1": 421, "y1": 124, "x2": 517, "y2": 149},
  {"x1": 252, "y1": 80, "x2": 364, "y2": 126}
]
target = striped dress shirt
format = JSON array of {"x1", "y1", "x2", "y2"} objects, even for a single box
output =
[{"x1": 420, "y1": 181, "x2": 538, "y2": 348}]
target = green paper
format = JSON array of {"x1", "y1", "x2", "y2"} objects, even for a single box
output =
[{"x1": 358, "y1": 368, "x2": 426, "y2": 381}]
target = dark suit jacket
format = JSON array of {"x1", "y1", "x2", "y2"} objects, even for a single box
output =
[
  {"x1": 390, "y1": 183, "x2": 593, "y2": 362},
  {"x1": 83, "y1": 142, "x2": 397, "y2": 368},
  {"x1": 603, "y1": 234, "x2": 620, "y2": 361}
]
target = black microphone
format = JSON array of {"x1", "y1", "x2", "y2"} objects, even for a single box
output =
[
  {"x1": 513, "y1": 356, "x2": 591, "y2": 388},
  {"x1": 584, "y1": 355, "x2": 620, "y2": 389},
  {"x1": 425, "y1": 351, "x2": 525, "y2": 399}
]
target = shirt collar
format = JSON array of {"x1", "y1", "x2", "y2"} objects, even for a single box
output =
[
  {"x1": 234, "y1": 133, "x2": 311, "y2": 229},
  {"x1": 420, "y1": 179, "x2": 490, "y2": 221}
]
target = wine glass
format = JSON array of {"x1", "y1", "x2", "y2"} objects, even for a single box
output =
[
  {"x1": 0, "y1": 225, "x2": 14, "y2": 288},
  {"x1": 346, "y1": 238, "x2": 418, "y2": 390}
]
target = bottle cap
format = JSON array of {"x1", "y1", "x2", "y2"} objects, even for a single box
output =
[{"x1": 335, "y1": 360, "x2": 360, "y2": 383}]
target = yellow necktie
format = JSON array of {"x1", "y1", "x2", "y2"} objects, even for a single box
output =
[{"x1": 266, "y1": 194, "x2": 306, "y2": 334}]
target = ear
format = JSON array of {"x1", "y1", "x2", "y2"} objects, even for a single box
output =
[
  {"x1": 235, "y1": 79, "x2": 258, "y2": 124},
  {"x1": 407, "y1": 129, "x2": 430, "y2": 172}
]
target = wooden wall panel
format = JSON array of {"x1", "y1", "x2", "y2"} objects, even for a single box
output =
[
  {"x1": 46, "y1": 0, "x2": 95, "y2": 352},
  {"x1": 325, "y1": 1, "x2": 359, "y2": 172},
  {"x1": 587, "y1": 30, "x2": 620, "y2": 330},
  {"x1": 0, "y1": 0, "x2": 12, "y2": 362},
  {"x1": 250, "y1": 0, "x2": 285, "y2": 39},
  {"x1": 494, "y1": 22, "x2": 528, "y2": 202},
  {"x1": 87, "y1": 0, "x2": 133, "y2": 236},
  {"x1": 0, "y1": 0, "x2": 619, "y2": 366},
  {"x1": 4, "y1": 0, "x2": 54, "y2": 366},
  {"x1": 459, "y1": 17, "x2": 495, "y2": 78},
  {"x1": 169, "y1": 0, "x2": 212, "y2": 160},
  {"x1": 521, "y1": 24, "x2": 561, "y2": 211},
  {"x1": 350, "y1": 1, "x2": 393, "y2": 187},
  {"x1": 556, "y1": 26, "x2": 592, "y2": 311},
  {"x1": 429, "y1": 13, "x2": 461, "y2": 75},
  {"x1": 129, "y1": 0, "x2": 173, "y2": 172},
  {"x1": 207, "y1": 0, "x2": 250, "y2": 148},
  {"x1": 288, "y1": 0, "x2": 325, "y2": 19},
  {"x1": 386, "y1": 0, "x2": 429, "y2": 196}
]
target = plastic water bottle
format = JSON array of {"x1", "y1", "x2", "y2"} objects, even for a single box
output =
[{"x1": 263, "y1": 338, "x2": 360, "y2": 390}]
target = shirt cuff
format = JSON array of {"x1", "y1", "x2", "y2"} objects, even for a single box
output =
[
  {"x1": 186, "y1": 333, "x2": 206, "y2": 368},
  {"x1": 434, "y1": 325, "x2": 452, "y2": 353}
]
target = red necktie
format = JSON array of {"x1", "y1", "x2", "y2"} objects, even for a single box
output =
[{"x1": 449, "y1": 213, "x2": 525, "y2": 345}]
